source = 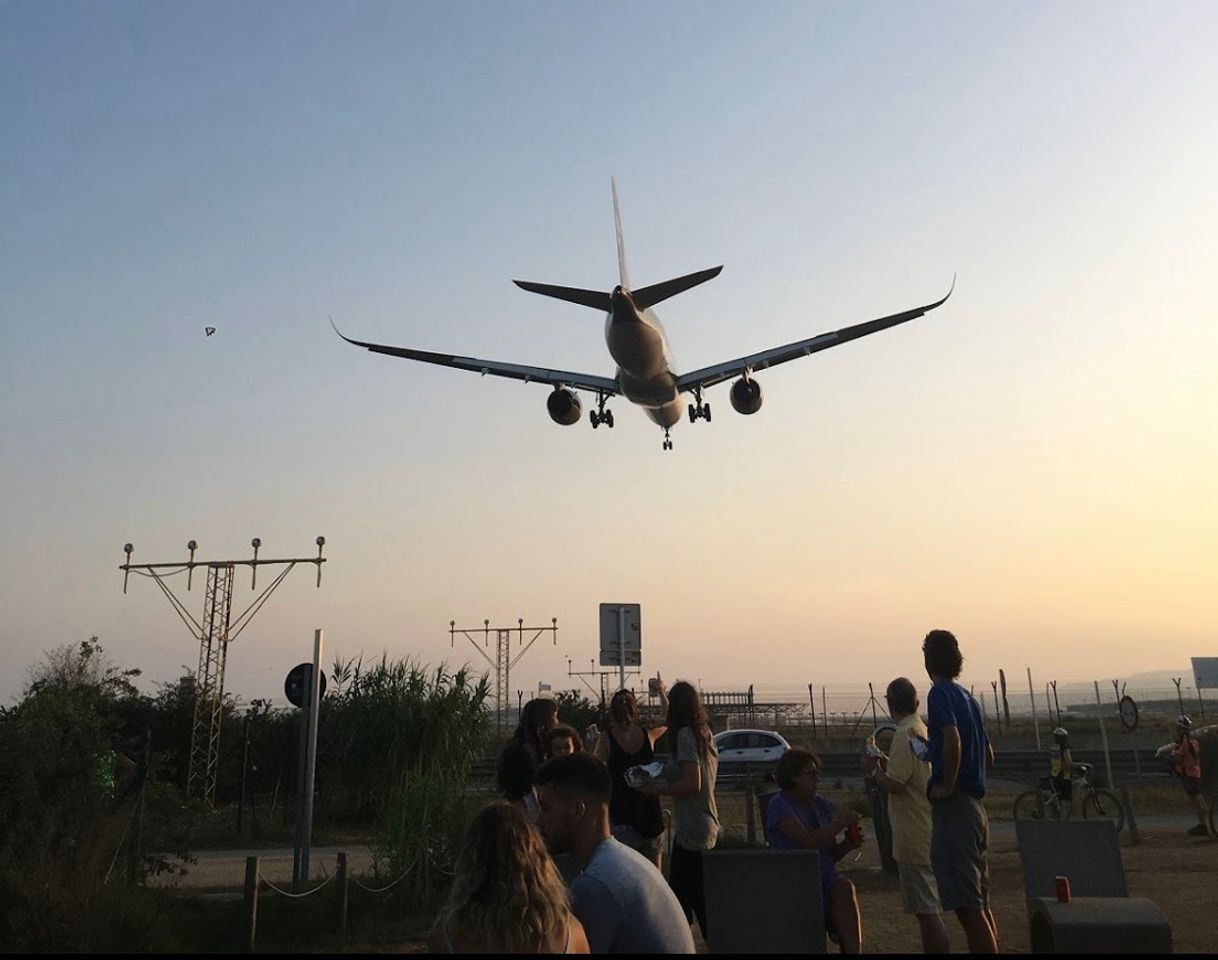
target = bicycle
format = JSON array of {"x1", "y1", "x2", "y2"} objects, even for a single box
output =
[{"x1": 1012, "y1": 763, "x2": 1125, "y2": 835}]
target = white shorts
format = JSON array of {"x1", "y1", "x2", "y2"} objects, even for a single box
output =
[{"x1": 898, "y1": 862, "x2": 942, "y2": 915}]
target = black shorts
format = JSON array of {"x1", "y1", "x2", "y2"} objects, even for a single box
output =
[{"x1": 1181, "y1": 775, "x2": 1202, "y2": 798}]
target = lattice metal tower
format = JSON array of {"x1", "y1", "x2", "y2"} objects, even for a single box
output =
[
  {"x1": 451, "y1": 618, "x2": 558, "y2": 736},
  {"x1": 120, "y1": 537, "x2": 325, "y2": 806}
]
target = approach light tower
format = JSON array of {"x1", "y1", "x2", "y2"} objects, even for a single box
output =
[
  {"x1": 450, "y1": 618, "x2": 558, "y2": 737},
  {"x1": 120, "y1": 537, "x2": 326, "y2": 806}
]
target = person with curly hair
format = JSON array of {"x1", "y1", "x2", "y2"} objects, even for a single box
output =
[
  {"x1": 429, "y1": 801, "x2": 589, "y2": 953},
  {"x1": 765, "y1": 748, "x2": 863, "y2": 953}
]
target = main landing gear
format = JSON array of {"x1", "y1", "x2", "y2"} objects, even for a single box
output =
[
  {"x1": 662, "y1": 428, "x2": 673, "y2": 451},
  {"x1": 688, "y1": 388, "x2": 711, "y2": 423},
  {"x1": 589, "y1": 392, "x2": 614, "y2": 429}
]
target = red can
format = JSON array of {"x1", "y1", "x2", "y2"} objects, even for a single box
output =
[
  {"x1": 1054, "y1": 875, "x2": 1071, "y2": 903},
  {"x1": 847, "y1": 821, "x2": 864, "y2": 844}
]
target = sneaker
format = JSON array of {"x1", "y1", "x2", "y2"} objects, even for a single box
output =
[{"x1": 1187, "y1": 824, "x2": 1208, "y2": 837}]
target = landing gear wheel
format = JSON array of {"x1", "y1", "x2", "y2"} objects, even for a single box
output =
[
  {"x1": 604, "y1": 410, "x2": 614, "y2": 428},
  {"x1": 704, "y1": 402, "x2": 712, "y2": 423},
  {"x1": 688, "y1": 404, "x2": 697, "y2": 423},
  {"x1": 590, "y1": 411, "x2": 600, "y2": 429}
]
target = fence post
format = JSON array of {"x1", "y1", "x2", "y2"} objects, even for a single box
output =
[
  {"x1": 244, "y1": 856, "x2": 259, "y2": 953},
  {"x1": 1094, "y1": 681, "x2": 1114, "y2": 789},
  {"x1": 337, "y1": 851, "x2": 349, "y2": 935},
  {"x1": 1028, "y1": 668, "x2": 1041, "y2": 751},
  {"x1": 744, "y1": 766, "x2": 756, "y2": 844},
  {"x1": 1121, "y1": 782, "x2": 1140, "y2": 845}
]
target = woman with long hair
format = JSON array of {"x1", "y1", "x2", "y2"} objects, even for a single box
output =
[
  {"x1": 430, "y1": 802, "x2": 590, "y2": 953},
  {"x1": 594, "y1": 682, "x2": 668, "y2": 867},
  {"x1": 497, "y1": 697, "x2": 558, "y2": 817},
  {"x1": 638, "y1": 680, "x2": 718, "y2": 942}
]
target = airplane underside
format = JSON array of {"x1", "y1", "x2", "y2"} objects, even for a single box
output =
[{"x1": 332, "y1": 179, "x2": 953, "y2": 453}]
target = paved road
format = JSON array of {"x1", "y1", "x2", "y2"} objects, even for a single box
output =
[{"x1": 161, "y1": 813, "x2": 1206, "y2": 892}]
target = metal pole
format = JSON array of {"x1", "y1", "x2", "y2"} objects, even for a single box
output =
[
  {"x1": 1197, "y1": 684, "x2": 1206, "y2": 722},
  {"x1": 238, "y1": 715, "x2": 249, "y2": 837},
  {"x1": 1045, "y1": 684, "x2": 1054, "y2": 728},
  {"x1": 301, "y1": 628, "x2": 323, "y2": 887},
  {"x1": 808, "y1": 683, "x2": 817, "y2": 738},
  {"x1": 1028, "y1": 668, "x2": 1041, "y2": 751},
  {"x1": 1172, "y1": 677, "x2": 1184, "y2": 717},
  {"x1": 292, "y1": 699, "x2": 308, "y2": 890},
  {"x1": 868, "y1": 683, "x2": 878, "y2": 727},
  {"x1": 822, "y1": 686, "x2": 828, "y2": 733},
  {"x1": 1094, "y1": 681, "x2": 1114, "y2": 790},
  {"x1": 617, "y1": 606, "x2": 627, "y2": 692},
  {"x1": 1051, "y1": 681, "x2": 1061, "y2": 725},
  {"x1": 1000, "y1": 669, "x2": 1010, "y2": 728}
]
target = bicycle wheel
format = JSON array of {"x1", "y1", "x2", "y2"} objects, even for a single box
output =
[
  {"x1": 1080, "y1": 788, "x2": 1125, "y2": 834},
  {"x1": 1013, "y1": 790, "x2": 1056, "y2": 821}
]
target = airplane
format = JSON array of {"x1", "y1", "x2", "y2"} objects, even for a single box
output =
[{"x1": 331, "y1": 181, "x2": 954, "y2": 451}]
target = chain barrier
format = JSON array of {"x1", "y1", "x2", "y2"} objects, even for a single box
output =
[
  {"x1": 349, "y1": 866, "x2": 412, "y2": 894},
  {"x1": 259, "y1": 871, "x2": 335, "y2": 898}
]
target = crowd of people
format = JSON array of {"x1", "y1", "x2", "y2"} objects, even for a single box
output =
[{"x1": 430, "y1": 629, "x2": 1208, "y2": 953}]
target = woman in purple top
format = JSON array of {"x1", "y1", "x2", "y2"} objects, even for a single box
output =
[{"x1": 763, "y1": 748, "x2": 864, "y2": 954}]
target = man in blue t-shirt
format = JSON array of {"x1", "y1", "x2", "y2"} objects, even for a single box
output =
[{"x1": 923, "y1": 629, "x2": 998, "y2": 954}]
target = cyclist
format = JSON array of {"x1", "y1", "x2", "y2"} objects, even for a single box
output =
[
  {"x1": 1165, "y1": 716, "x2": 1209, "y2": 837},
  {"x1": 1046, "y1": 727, "x2": 1073, "y2": 804}
]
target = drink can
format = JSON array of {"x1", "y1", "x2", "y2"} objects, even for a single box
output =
[{"x1": 1054, "y1": 875, "x2": 1071, "y2": 902}]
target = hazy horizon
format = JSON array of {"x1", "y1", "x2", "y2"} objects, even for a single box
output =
[{"x1": 3, "y1": 2, "x2": 1216, "y2": 708}]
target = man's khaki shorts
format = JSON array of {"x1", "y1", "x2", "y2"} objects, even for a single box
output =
[{"x1": 898, "y1": 862, "x2": 942, "y2": 915}]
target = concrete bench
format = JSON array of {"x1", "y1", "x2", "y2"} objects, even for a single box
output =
[{"x1": 702, "y1": 848, "x2": 826, "y2": 954}]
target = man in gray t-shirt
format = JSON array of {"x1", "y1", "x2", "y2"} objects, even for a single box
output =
[{"x1": 536, "y1": 753, "x2": 694, "y2": 954}]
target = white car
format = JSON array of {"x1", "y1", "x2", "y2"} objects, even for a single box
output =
[{"x1": 713, "y1": 729, "x2": 790, "y2": 765}]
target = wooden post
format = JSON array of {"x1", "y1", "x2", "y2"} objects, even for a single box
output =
[
  {"x1": 1028, "y1": 668, "x2": 1041, "y2": 751},
  {"x1": 244, "y1": 856, "x2": 259, "y2": 953},
  {"x1": 337, "y1": 851, "x2": 349, "y2": 935},
  {"x1": 1121, "y1": 782, "x2": 1140, "y2": 844}
]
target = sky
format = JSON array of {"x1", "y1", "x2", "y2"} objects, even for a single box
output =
[{"x1": 2, "y1": 1, "x2": 1216, "y2": 710}]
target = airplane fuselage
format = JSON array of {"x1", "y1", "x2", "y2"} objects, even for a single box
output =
[{"x1": 606, "y1": 286, "x2": 684, "y2": 427}]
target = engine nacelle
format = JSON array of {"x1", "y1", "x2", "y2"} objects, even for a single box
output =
[
  {"x1": 546, "y1": 387, "x2": 582, "y2": 426},
  {"x1": 729, "y1": 377, "x2": 763, "y2": 415}
]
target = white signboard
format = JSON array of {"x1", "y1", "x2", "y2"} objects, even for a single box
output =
[
  {"x1": 599, "y1": 603, "x2": 642, "y2": 667},
  {"x1": 1192, "y1": 657, "x2": 1218, "y2": 690}
]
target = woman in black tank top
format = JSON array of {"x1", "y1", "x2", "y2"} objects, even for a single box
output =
[{"x1": 594, "y1": 684, "x2": 668, "y2": 866}]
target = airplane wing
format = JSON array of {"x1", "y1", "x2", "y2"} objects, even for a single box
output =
[
  {"x1": 674, "y1": 279, "x2": 955, "y2": 393},
  {"x1": 330, "y1": 318, "x2": 619, "y2": 395}
]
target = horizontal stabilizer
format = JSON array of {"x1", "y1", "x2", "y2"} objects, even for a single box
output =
[
  {"x1": 631, "y1": 266, "x2": 723, "y2": 311},
  {"x1": 513, "y1": 280, "x2": 611, "y2": 312}
]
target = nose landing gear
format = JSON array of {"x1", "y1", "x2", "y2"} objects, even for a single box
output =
[{"x1": 662, "y1": 428, "x2": 673, "y2": 451}]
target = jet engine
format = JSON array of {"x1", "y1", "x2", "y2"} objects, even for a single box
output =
[
  {"x1": 729, "y1": 377, "x2": 763, "y2": 415},
  {"x1": 546, "y1": 387, "x2": 582, "y2": 425}
]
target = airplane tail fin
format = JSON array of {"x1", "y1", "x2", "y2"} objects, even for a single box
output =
[
  {"x1": 512, "y1": 280, "x2": 611, "y2": 312},
  {"x1": 612, "y1": 177, "x2": 630, "y2": 291},
  {"x1": 631, "y1": 266, "x2": 723, "y2": 311}
]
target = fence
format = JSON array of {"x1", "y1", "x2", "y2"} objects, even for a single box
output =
[{"x1": 241, "y1": 851, "x2": 413, "y2": 953}]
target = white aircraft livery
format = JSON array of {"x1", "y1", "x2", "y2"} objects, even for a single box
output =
[{"x1": 332, "y1": 181, "x2": 954, "y2": 451}]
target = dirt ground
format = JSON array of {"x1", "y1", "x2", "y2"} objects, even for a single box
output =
[{"x1": 163, "y1": 782, "x2": 1217, "y2": 953}]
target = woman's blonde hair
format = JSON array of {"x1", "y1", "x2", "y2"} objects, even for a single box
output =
[{"x1": 438, "y1": 801, "x2": 573, "y2": 952}]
